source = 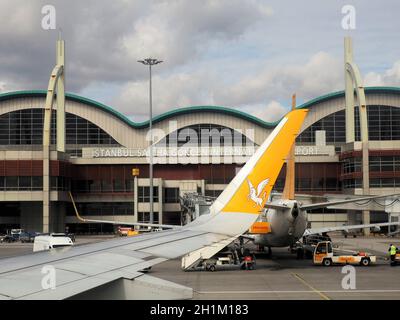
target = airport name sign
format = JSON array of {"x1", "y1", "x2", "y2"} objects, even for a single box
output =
[
  {"x1": 295, "y1": 146, "x2": 319, "y2": 156},
  {"x1": 90, "y1": 147, "x2": 255, "y2": 158},
  {"x1": 85, "y1": 145, "x2": 333, "y2": 160},
  {"x1": 92, "y1": 148, "x2": 140, "y2": 158},
  {"x1": 84, "y1": 147, "x2": 257, "y2": 164},
  {"x1": 295, "y1": 146, "x2": 334, "y2": 156}
]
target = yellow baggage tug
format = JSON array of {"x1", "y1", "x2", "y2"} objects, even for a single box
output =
[{"x1": 313, "y1": 241, "x2": 376, "y2": 266}]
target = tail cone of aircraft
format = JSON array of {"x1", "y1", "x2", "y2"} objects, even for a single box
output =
[{"x1": 288, "y1": 202, "x2": 300, "y2": 236}]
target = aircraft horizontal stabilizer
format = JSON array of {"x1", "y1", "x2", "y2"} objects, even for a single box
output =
[{"x1": 264, "y1": 203, "x2": 291, "y2": 210}]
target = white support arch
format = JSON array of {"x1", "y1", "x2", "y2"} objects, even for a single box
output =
[
  {"x1": 345, "y1": 60, "x2": 368, "y2": 142},
  {"x1": 42, "y1": 40, "x2": 65, "y2": 233},
  {"x1": 344, "y1": 36, "x2": 370, "y2": 235},
  {"x1": 43, "y1": 65, "x2": 63, "y2": 146}
]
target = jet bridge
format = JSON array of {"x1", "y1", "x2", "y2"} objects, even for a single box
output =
[{"x1": 179, "y1": 192, "x2": 214, "y2": 225}]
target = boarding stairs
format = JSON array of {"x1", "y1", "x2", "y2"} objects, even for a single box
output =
[{"x1": 181, "y1": 235, "x2": 239, "y2": 270}]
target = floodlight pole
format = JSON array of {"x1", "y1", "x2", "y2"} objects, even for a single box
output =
[{"x1": 138, "y1": 58, "x2": 163, "y2": 224}]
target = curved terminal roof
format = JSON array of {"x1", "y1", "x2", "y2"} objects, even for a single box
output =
[{"x1": 0, "y1": 87, "x2": 399, "y2": 129}]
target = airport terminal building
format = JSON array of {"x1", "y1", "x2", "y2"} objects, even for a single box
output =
[{"x1": 0, "y1": 87, "x2": 400, "y2": 233}]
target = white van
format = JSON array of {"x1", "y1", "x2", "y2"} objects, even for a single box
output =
[
  {"x1": 10, "y1": 229, "x2": 24, "y2": 240},
  {"x1": 33, "y1": 233, "x2": 73, "y2": 252}
]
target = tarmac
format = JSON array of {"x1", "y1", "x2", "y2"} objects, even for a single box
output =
[
  {"x1": 1, "y1": 234, "x2": 399, "y2": 300},
  {"x1": 153, "y1": 235, "x2": 400, "y2": 300}
]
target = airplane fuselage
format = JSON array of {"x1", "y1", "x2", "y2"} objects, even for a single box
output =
[{"x1": 253, "y1": 200, "x2": 308, "y2": 247}]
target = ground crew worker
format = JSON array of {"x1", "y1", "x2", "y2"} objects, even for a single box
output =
[{"x1": 389, "y1": 244, "x2": 397, "y2": 266}]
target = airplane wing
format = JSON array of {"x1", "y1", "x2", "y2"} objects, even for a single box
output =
[
  {"x1": 300, "y1": 193, "x2": 399, "y2": 211},
  {"x1": 70, "y1": 218, "x2": 179, "y2": 229},
  {"x1": 69, "y1": 192, "x2": 180, "y2": 229},
  {"x1": 0, "y1": 108, "x2": 308, "y2": 300},
  {"x1": 304, "y1": 221, "x2": 400, "y2": 236},
  {"x1": 269, "y1": 192, "x2": 326, "y2": 200}
]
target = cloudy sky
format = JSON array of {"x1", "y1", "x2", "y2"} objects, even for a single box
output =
[{"x1": 1, "y1": 0, "x2": 399, "y2": 122}]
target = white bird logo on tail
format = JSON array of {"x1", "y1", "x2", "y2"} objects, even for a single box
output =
[{"x1": 247, "y1": 178, "x2": 270, "y2": 207}]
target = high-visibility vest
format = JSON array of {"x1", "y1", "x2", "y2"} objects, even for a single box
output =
[{"x1": 390, "y1": 245, "x2": 397, "y2": 255}]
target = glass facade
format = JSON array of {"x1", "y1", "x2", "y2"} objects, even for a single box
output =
[
  {"x1": 369, "y1": 156, "x2": 400, "y2": 172},
  {"x1": 342, "y1": 157, "x2": 362, "y2": 174},
  {"x1": 65, "y1": 112, "x2": 118, "y2": 145},
  {"x1": 155, "y1": 124, "x2": 255, "y2": 147},
  {"x1": 0, "y1": 202, "x2": 20, "y2": 216},
  {"x1": 66, "y1": 223, "x2": 114, "y2": 234},
  {"x1": 138, "y1": 212, "x2": 159, "y2": 223},
  {"x1": 274, "y1": 163, "x2": 342, "y2": 193},
  {"x1": 370, "y1": 178, "x2": 400, "y2": 188},
  {"x1": 67, "y1": 202, "x2": 134, "y2": 216},
  {"x1": 297, "y1": 110, "x2": 345, "y2": 144},
  {"x1": 204, "y1": 189, "x2": 222, "y2": 198},
  {"x1": 341, "y1": 155, "x2": 400, "y2": 189},
  {"x1": 71, "y1": 179, "x2": 135, "y2": 193},
  {"x1": 343, "y1": 179, "x2": 362, "y2": 189},
  {"x1": 138, "y1": 186, "x2": 159, "y2": 202},
  {"x1": 201, "y1": 164, "x2": 240, "y2": 184},
  {"x1": 355, "y1": 105, "x2": 400, "y2": 141},
  {"x1": 368, "y1": 155, "x2": 400, "y2": 188},
  {"x1": 298, "y1": 105, "x2": 400, "y2": 144},
  {"x1": 0, "y1": 109, "x2": 118, "y2": 156},
  {"x1": 51, "y1": 176, "x2": 70, "y2": 191},
  {"x1": 163, "y1": 211, "x2": 181, "y2": 225},
  {"x1": 164, "y1": 187, "x2": 180, "y2": 203},
  {"x1": 0, "y1": 176, "x2": 43, "y2": 191}
]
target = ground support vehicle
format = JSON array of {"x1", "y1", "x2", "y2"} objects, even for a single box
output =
[{"x1": 313, "y1": 241, "x2": 376, "y2": 266}]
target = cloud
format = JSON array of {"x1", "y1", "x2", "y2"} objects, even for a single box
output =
[
  {"x1": 1, "y1": 0, "x2": 400, "y2": 124},
  {"x1": 0, "y1": 81, "x2": 7, "y2": 92},
  {"x1": 112, "y1": 51, "x2": 343, "y2": 122},
  {"x1": 122, "y1": 0, "x2": 272, "y2": 66},
  {"x1": 246, "y1": 101, "x2": 288, "y2": 122},
  {"x1": 213, "y1": 51, "x2": 343, "y2": 107},
  {"x1": 364, "y1": 61, "x2": 400, "y2": 86},
  {"x1": 111, "y1": 69, "x2": 219, "y2": 120},
  {"x1": 0, "y1": 0, "x2": 273, "y2": 93}
]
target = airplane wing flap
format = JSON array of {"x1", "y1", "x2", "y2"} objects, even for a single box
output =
[
  {"x1": 104, "y1": 247, "x2": 154, "y2": 259},
  {"x1": 18, "y1": 271, "x2": 135, "y2": 300},
  {"x1": 119, "y1": 257, "x2": 168, "y2": 277},
  {"x1": 121, "y1": 230, "x2": 206, "y2": 252},
  {"x1": 51, "y1": 252, "x2": 145, "y2": 276},
  {"x1": 1, "y1": 254, "x2": 168, "y2": 300},
  {"x1": 139, "y1": 233, "x2": 229, "y2": 258},
  {"x1": 0, "y1": 267, "x2": 87, "y2": 299}
]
